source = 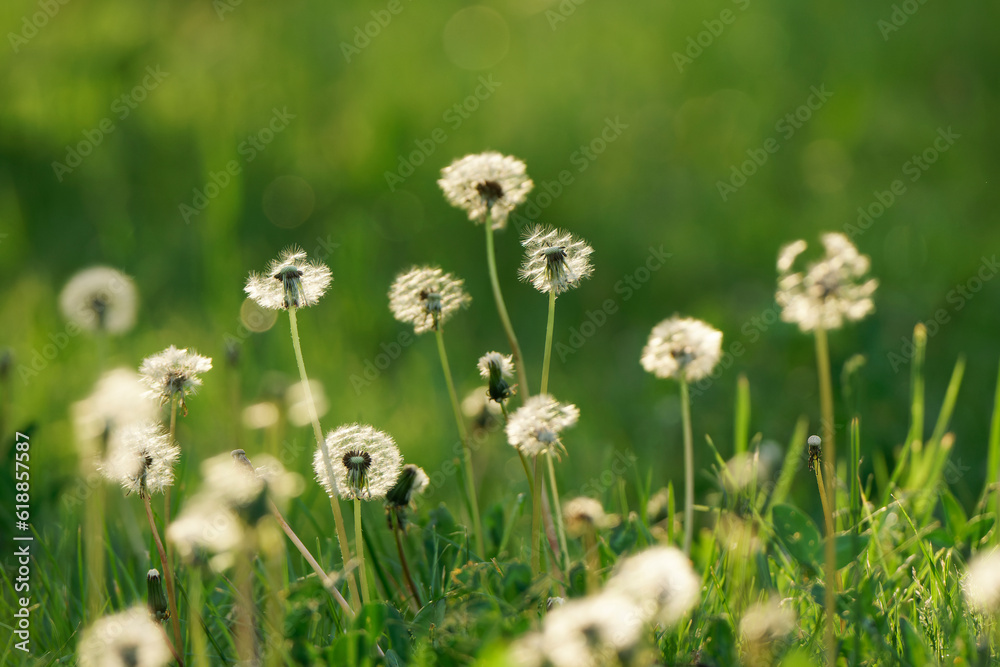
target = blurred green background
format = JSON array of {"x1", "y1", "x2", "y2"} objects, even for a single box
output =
[{"x1": 2, "y1": 0, "x2": 999, "y2": 532}]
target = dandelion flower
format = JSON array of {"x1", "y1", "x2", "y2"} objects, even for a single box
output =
[
  {"x1": 73, "y1": 369, "x2": 158, "y2": 451},
  {"x1": 519, "y1": 226, "x2": 594, "y2": 295},
  {"x1": 313, "y1": 424, "x2": 403, "y2": 500},
  {"x1": 605, "y1": 546, "x2": 701, "y2": 627},
  {"x1": 77, "y1": 606, "x2": 172, "y2": 667},
  {"x1": 438, "y1": 151, "x2": 534, "y2": 229},
  {"x1": 389, "y1": 266, "x2": 471, "y2": 334},
  {"x1": 139, "y1": 345, "x2": 212, "y2": 414},
  {"x1": 776, "y1": 232, "x2": 878, "y2": 332},
  {"x1": 563, "y1": 496, "x2": 619, "y2": 537},
  {"x1": 964, "y1": 549, "x2": 1000, "y2": 613},
  {"x1": 244, "y1": 246, "x2": 332, "y2": 310},
  {"x1": 640, "y1": 316, "x2": 723, "y2": 383},
  {"x1": 99, "y1": 421, "x2": 179, "y2": 498},
  {"x1": 740, "y1": 596, "x2": 796, "y2": 666},
  {"x1": 167, "y1": 498, "x2": 243, "y2": 571},
  {"x1": 477, "y1": 351, "x2": 516, "y2": 403},
  {"x1": 59, "y1": 266, "x2": 138, "y2": 335},
  {"x1": 505, "y1": 394, "x2": 579, "y2": 458}
]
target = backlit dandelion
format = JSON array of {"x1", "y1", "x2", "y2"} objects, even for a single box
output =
[
  {"x1": 740, "y1": 597, "x2": 796, "y2": 666},
  {"x1": 605, "y1": 546, "x2": 700, "y2": 627},
  {"x1": 59, "y1": 266, "x2": 138, "y2": 335},
  {"x1": 963, "y1": 549, "x2": 1000, "y2": 613},
  {"x1": 244, "y1": 246, "x2": 332, "y2": 310},
  {"x1": 563, "y1": 496, "x2": 618, "y2": 537},
  {"x1": 438, "y1": 151, "x2": 534, "y2": 229},
  {"x1": 77, "y1": 606, "x2": 172, "y2": 667},
  {"x1": 505, "y1": 394, "x2": 579, "y2": 458},
  {"x1": 314, "y1": 424, "x2": 403, "y2": 501},
  {"x1": 540, "y1": 592, "x2": 647, "y2": 667},
  {"x1": 776, "y1": 232, "x2": 877, "y2": 332},
  {"x1": 519, "y1": 225, "x2": 594, "y2": 295},
  {"x1": 99, "y1": 421, "x2": 179, "y2": 498},
  {"x1": 640, "y1": 316, "x2": 723, "y2": 383},
  {"x1": 477, "y1": 351, "x2": 515, "y2": 403},
  {"x1": 73, "y1": 368, "x2": 158, "y2": 453},
  {"x1": 139, "y1": 345, "x2": 212, "y2": 414},
  {"x1": 389, "y1": 266, "x2": 471, "y2": 334}
]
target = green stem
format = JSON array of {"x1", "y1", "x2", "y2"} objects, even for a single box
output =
[
  {"x1": 485, "y1": 220, "x2": 530, "y2": 397},
  {"x1": 288, "y1": 307, "x2": 361, "y2": 611},
  {"x1": 679, "y1": 378, "x2": 695, "y2": 555},
  {"x1": 391, "y1": 514, "x2": 421, "y2": 611},
  {"x1": 354, "y1": 499, "x2": 371, "y2": 605},
  {"x1": 814, "y1": 327, "x2": 837, "y2": 667},
  {"x1": 165, "y1": 398, "x2": 178, "y2": 564},
  {"x1": 189, "y1": 569, "x2": 208, "y2": 667},
  {"x1": 540, "y1": 291, "x2": 556, "y2": 395},
  {"x1": 545, "y1": 453, "x2": 569, "y2": 574},
  {"x1": 435, "y1": 327, "x2": 485, "y2": 557},
  {"x1": 144, "y1": 495, "x2": 183, "y2": 665},
  {"x1": 531, "y1": 456, "x2": 544, "y2": 575}
]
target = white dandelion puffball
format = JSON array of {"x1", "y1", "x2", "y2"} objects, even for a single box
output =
[
  {"x1": 519, "y1": 225, "x2": 594, "y2": 295},
  {"x1": 59, "y1": 266, "x2": 138, "y2": 335},
  {"x1": 477, "y1": 351, "x2": 515, "y2": 403},
  {"x1": 388, "y1": 266, "x2": 471, "y2": 334},
  {"x1": 605, "y1": 546, "x2": 701, "y2": 627},
  {"x1": 776, "y1": 232, "x2": 878, "y2": 332},
  {"x1": 313, "y1": 423, "x2": 403, "y2": 500},
  {"x1": 72, "y1": 368, "x2": 158, "y2": 449},
  {"x1": 244, "y1": 246, "x2": 332, "y2": 310},
  {"x1": 640, "y1": 316, "x2": 723, "y2": 383},
  {"x1": 438, "y1": 151, "x2": 534, "y2": 229},
  {"x1": 99, "y1": 421, "x2": 179, "y2": 498},
  {"x1": 77, "y1": 606, "x2": 172, "y2": 667},
  {"x1": 964, "y1": 549, "x2": 1000, "y2": 614},
  {"x1": 139, "y1": 345, "x2": 212, "y2": 410},
  {"x1": 505, "y1": 394, "x2": 579, "y2": 458},
  {"x1": 167, "y1": 498, "x2": 243, "y2": 571},
  {"x1": 563, "y1": 496, "x2": 619, "y2": 537}
]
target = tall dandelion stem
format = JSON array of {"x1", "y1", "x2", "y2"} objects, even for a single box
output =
[
  {"x1": 485, "y1": 220, "x2": 530, "y2": 397},
  {"x1": 288, "y1": 306, "x2": 360, "y2": 610},
  {"x1": 189, "y1": 569, "x2": 208, "y2": 667},
  {"x1": 679, "y1": 378, "x2": 695, "y2": 555},
  {"x1": 545, "y1": 453, "x2": 569, "y2": 573},
  {"x1": 814, "y1": 328, "x2": 838, "y2": 667},
  {"x1": 540, "y1": 291, "x2": 556, "y2": 395},
  {"x1": 164, "y1": 397, "x2": 178, "y2": 561},
  {"x1": 354, "y1": 499, "x2": 372, "y2": 605},
  {"x1": 143, "y1": 495, "x2": 182, "y2": 661},
  {"x1": 531, "y1": 456, "x2": 544, "y2": 575},
  {"x1": 435, "y1": 327, "x2": 485, "y2": 556}
]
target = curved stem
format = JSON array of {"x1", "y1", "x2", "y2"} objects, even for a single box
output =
[
  {"x1": 485, "y1": 220, "x2": 530, "y2": 398},
  {"x1": 288, "y1": 307, "x2": 361, "y2": 611},
  {"x1": 679, "y1": 378, "x2": 694, "y2": 555},
  {"x1": 435, "y1": 327, "x2": 485, "y2": 557},
  {"x1": 540, "y1": 291, "x2": 556, "y2": 395},
  {"x1": 354, "y1": 499, "x2": 371, "y2": 605},
  {"x1": 144, "y1": 495, "x2": 183, "y2": 665}
]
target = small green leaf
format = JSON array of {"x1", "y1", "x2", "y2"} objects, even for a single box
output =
[
  {"x1": 940, "y1": 490, "x2": 967, "y2": 536},
  {"x1": 833, "y1": 533, "x2": 870, "y2": 570},
  {"x1": 772, "y1": 503, "x2": 822, "y2": 570}
]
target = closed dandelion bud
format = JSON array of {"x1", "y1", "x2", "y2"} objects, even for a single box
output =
[
  {"x1": 146, "y1": 569, "x2": 169, "y2": 622},
  {"x1": 477, "y1": 352, "x2": 515, "y2": 403},
  {"x1": 386, "y1": 464, "x2": 429, "y2": 508}
]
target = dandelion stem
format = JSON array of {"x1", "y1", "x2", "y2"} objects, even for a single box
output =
[
  {"x1": 189, "y1": 569, "x2": 209, "y2": 667},
  {"x1": 288, "y1": 306, "x2": 361, "y2": 611},
  {"x1": 354, "y1": 498, "x2": 371, "y2": 605},
  {"x1": 435, "y1": 327, "x2": 485, "y2": 557},
  {"x1": 164, "y1": 397, "x2": 177, "y2": 564},
  {"x1": 235, "y1": 540, "x2": 255, "y2": 664},
  {"x1": 583, "y1": 530, "x2": 599, "y2": 594},
  {"x1": 85, "y1": 474, "x2": 105, "y2": 622},
  {"x1": 540, "y1": 291, "x2": 556, "y2": 395},
  {"x1": 545, "y1": 453, "x2": 570, "y2": 575},
  {"x1": 142, "y1": 494, "x2": 183, "y2": 665},
  {"x1": 531, "y1": 455, "x2": 544, "y2": 575},
  {"x1": 679, "y1": 378, "x2": 695, "y2": 555},
  {"x1": 814, "y1": 327, "x2": 838, "y2": 667},
  {"x1": 390, "y1": 512, "x2": 422, "y2": 611},
  {"x1": 485, "y1": 219, "x2": 530, "y2": 397}
]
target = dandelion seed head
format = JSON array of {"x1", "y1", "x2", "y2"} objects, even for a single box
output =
[
  {"x1": 605, "y1": 546, "x2": 701, "y2": 627},
  {"x1": 640, "y1": 316, "x2": 723, "y2": 383},
  {"x1": 286, "y1": 379, "x2": 328, "y2": 427},
  {"x1": 563, "y1": 497, "x2": 619, "y2": 537},
  {"x1": 77, "y1": 606, "x2": 172, "y2": 667},
  {"x1": 99, "y1": 421, "x2": 179, "y2": 498},
  {"x1": 964, "y1": 549, "x2": 1000, "y2": 613},
  {"x1": 519, "y1": 226, "x2": 594, "y2": 295},
  {"x1": 167, "y1": 498, "x2": 243, "y2": 571},
  {"x1": 313, "y1": 424, "x2": 403, "y2": 500},
  {"x1": 776, "y1": 232, "x2": 878, "y2": 332},
  {"x1": 60, "y1": 266, "x2": 138, "y2": 335},
  {"x1": 139, "y1": 345, "x2": 212, "y2": 412},
  {"x1": 525, "y1": 593, "x2": 647, "y2": 667},
  {"x1": 244, "y1": 246, "x2": 332, "y2": 310},
  {"x1": 73, "y1": 369, "x2": 159, "y2": 459},
  {"x1": 740, "y1": 596, "x2": 796, "y2": 643},
  {"x1": 389, "y1": 266, "x2": 471, "y2": 334},
  {"x1": 505, "y1": 394, "x2": 579, "y2": 458},
  {"x1": 438, "y1": 151, "x2": 534, "y2": 229}
]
